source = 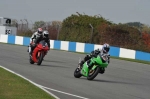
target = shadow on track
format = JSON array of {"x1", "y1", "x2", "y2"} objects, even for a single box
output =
[
  {"x1": 79, "y1": 78, "x2": 141, "y2": 85},
  {"x1": 33, "y1": 64, "x2": 69, "y2": 68},
  {"x1": 43, "y1": 65, "x2": 68, "y2": 68},
  {"x1": 93, "y1": 79, "x2": 141, "y2": 85},
  {"x1": 43, "y1": 59, "x2": 66, "y2": 63}
]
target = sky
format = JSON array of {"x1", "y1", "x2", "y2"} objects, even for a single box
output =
[{"x1": 0, "y1": 0, "x2": 150, "y2": 25}]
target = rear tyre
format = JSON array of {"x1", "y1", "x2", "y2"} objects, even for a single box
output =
[
  {"x1": 37, "y1": 52, "x2": 44, "y2": 65},
  {"x1": 74, "y1": 67, "x2": 82, "y2": 78},
  {"x1": 29, "y1": 55, "x2": 34, "y2": 64},
  {"x1": 87, "y1": 67, "x2": 100, "y2": 80}
]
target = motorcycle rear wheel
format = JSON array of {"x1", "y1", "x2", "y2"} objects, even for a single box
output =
[
  {"x1": 29, "y1": 55, "x2": 34, "y2": 64},
  {"x1": 74, "y1": 67, "x2": 82, "y2": 78}
]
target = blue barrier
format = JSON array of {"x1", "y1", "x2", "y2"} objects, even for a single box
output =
[{"x1": 0, "y1": 34, "x2": 150, "y2": 61}]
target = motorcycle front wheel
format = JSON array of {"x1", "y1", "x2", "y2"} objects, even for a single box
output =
[
  {"x1": 37, "y1": 51, "x2": 44, "y2": 65},
  {"x1": 87, "y1": 66, "x2": 100, "y2": 80}
]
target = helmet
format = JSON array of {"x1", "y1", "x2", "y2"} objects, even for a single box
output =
[
  {"x1": 102, "y1": 43, "x2": 110, "y2": 53},
  {"x1": 37, "y1": 28, "x2": 43, "y2": 34},
  {"x1": 43, "y1": 30, "x2": 49, "y2": 38}
]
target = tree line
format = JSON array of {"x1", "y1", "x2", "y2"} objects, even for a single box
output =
[{"x1": 14, "y1": 12, "x2": 150, "y2": 52}]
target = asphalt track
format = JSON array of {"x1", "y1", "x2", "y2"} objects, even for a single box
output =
[{"x1": 0, "y1": 43, "x2": 150, "y2": 99}]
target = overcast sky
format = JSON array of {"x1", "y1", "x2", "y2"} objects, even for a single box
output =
[{"x1": 0, "y1": 0, "x2": 149, "y2": 25}]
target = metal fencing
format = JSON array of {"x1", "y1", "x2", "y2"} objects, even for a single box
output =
[{"x1": 13, "y1": 19, "x2": 62, "y2": 40}]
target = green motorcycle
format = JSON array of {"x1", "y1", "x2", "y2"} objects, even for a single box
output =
[{"x1": 74, "y1": 53, "x2": 109, "y2": 80}]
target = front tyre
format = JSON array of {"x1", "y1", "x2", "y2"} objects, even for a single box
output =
[
  {"x1": 74, "y1": 67, "x2": 82, "y2": 78},
  {"x1": 37, "y1": 52, "x2": 44, "y2": 65},
  {"x1": 87, "y1": 67, "x2": 100, "y2": 80}
]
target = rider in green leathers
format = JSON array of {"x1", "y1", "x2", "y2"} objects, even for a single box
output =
[{"x1": 79, "y1": 43, "x2": 110, "y2": 73}]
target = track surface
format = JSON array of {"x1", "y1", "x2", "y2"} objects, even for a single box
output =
[{"x1": 0, "y1": 43, "x2": 150, "y2": 99}]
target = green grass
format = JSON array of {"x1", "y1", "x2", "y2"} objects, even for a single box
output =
[{"x1": 0, "y1": 67, "x2": 56, "y2": 99}]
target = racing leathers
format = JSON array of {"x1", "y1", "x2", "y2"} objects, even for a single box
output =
[
  {"x1": 28, "y1": 32, "x2": 50, "y2": 56},
  {"x1": 79, "y1": 49, "x2": 110, "y2": 74}
]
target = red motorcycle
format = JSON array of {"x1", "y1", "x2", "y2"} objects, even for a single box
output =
[{"x1": 29, "y1": 40, "x2": 49, "y2": 65}]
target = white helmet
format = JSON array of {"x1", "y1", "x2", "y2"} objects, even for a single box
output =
[
  {"x1": 102, "y1": 43, "x2": 110, "y2": 53},
  {"x1": 43, "y1": 30, "x2": 49, "y2": 38}
]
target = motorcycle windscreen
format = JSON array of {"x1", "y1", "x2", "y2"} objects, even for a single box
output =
[
  {"x1": 96, "y1": 55, "x2": 109, "y2": 68},
  {"x1": 39, "y1": 40, "x2": 47, "y2": 46},
  {"x1": 38, "y1": 40, "x2": 48, "y2": 49}
]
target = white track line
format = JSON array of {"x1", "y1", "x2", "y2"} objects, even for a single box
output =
[
  {"x1": 38, "y1": 84, "x2": 89, "y2": 99},
  {"x1": 0, "y1": 65, "x2": 89, "y2": 99},
  {"x1": 0, "y1": 65, "x2": 59, "y2": 99}
]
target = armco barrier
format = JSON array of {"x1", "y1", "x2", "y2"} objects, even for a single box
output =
[{"x1": 0, "y1": 34, "x2": 150, "y2": 61}]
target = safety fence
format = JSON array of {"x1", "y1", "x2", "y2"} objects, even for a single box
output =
[{"x1": 0, "y1": 34, "x2": 150, "y2": 61}]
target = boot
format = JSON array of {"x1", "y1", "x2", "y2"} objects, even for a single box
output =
[
  {"x1": 29, "y1": 44, "x2": 36, "y2": 56},
  {"x1": 79, "y1": 60, "x2": 84, "y2": 66},
  {"x1": 29, "y1": 50, "x2": 32, "y2": 56},
  {"x1": 29, "y1": 47, "x2": 33, "y2": 56},
  {"x1": 78, "y1": 60, "x2": 84, "y2": 70},
  {"x1": 99, "y1": 68, "x2": 105, "y2": 74}
]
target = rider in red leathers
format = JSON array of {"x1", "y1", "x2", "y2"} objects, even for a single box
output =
[{"x1": 28, "y1": 28, "x2": 50, "y2": 56}]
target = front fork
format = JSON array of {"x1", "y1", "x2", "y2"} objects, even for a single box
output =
[
  {"x1": 37, "y1": 51, "x2": 47, "y2": 59},
  {"x1": 37, "y1": 51, "x2": 41, "y2": 58}
]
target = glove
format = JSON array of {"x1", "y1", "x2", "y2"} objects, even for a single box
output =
[
  {"x1": 32, "y1": 43, "x2": 37, "y2": 47},
  {"x1": 93, "y1": 54, "x2": 97, "y2": 58},
  {"x1": 90, "y1": 53, "x2": 96, "y2": 57},
  {"x1": 95, "y1": 50, "x2": 100, "y2": 55}
]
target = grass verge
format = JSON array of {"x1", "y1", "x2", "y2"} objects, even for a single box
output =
[{"x1": 0, "y1": 67, "x2": 56, "y2": 99}]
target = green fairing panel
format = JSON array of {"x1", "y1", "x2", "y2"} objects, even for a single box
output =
[
  {"x1": 81, "y1": 55, "x2": 109, "y2": 77},
  {"x1": 81, "y1": 63, "x2": 89, "y2": 77},
  {"x1": 91, "y1": 55, "x2": 108, "y2": 68}
]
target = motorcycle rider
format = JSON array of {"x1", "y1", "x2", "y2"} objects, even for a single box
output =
[
  {"x1": 79, "y1": 43, "x2": 110, "y2": 73},
  {"x1": 42, "y1": 30, "x2": 51, "y2": 56},
  {"x1": 28, "y1": 28, "x2": 50, "y2": 56}
]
